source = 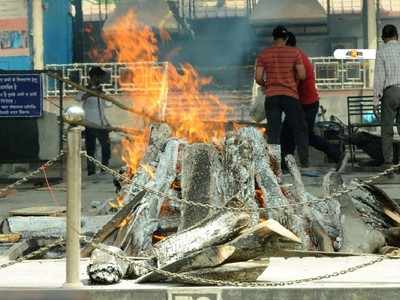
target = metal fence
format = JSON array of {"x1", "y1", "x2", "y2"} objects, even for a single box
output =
[
  {"x1": 44, "y1": 57, "x2": 370, "y2": 98},
  {"x1": 310, "y1": 57, "x2": 370, "y2": 90},
  {"x1": 45, "y1": 62, "x2": 169, "y2": 97}
]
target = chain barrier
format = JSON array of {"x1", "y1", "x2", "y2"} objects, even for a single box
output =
[
  {"x1": 83, "y1": 236, "x2": 389, "y2": 287},
  {"x1": 82, "y1": 152, "x2": 400, "y2": 212},
  {"x1": 0, "y1": 238, "x2": 65, "y2": 270},
  {"x1": 0, "y1": 152, "x2": 64, "y2": 198}
]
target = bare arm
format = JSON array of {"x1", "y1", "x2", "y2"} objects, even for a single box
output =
[
  {"x1": 295, "y1": 63, "x2": 306, "y2": 80},
  {"x1": 255, "y1": 65, "x2": 265, "y2": 87}
]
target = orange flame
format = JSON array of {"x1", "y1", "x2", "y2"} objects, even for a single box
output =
[
  {"x1": 140, "y1": 163, "x2": 156, "y2": 180},
  {"x1": 109, "y1": 195, "x2": 125, "y2": 209},
  {"x1": 99, "y1": 11, "x2": 229, "y2": 171},
  {"x1": 117, "y1": 213, "x2": 133, "y2": 229}
]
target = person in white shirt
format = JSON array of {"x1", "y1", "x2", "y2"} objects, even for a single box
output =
[
  {"x1": 76, "y1": 66, "x2": 111, "y2": 175},
  {"x1": 374, "y1": 24, "x2": 400, "y2": 167}
]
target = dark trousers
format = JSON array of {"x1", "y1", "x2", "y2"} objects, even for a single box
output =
[
  {"x1": 85, "y1": 127, "x2": 111, "y2": 175},
  {"x1": 381, "y1": 86, "x2": 400, "y2": 164},
  {"x1": 265, "y1": 95, "x2": 309, "y2": 167},
  {"x1": 281, "y1": 101, "x2": 341, "y2": 164}
]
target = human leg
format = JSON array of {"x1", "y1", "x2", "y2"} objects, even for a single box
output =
[
  {"x1": 97, "y1": 129, "x2": 111, "y2": 167},
  {"x1": 381, "y1": 87, "x2": 399, "y2": 164},
  {"x1": 304, "y1": 102, "x2": 342, "y2": 162},
  {"x1": 281, "y1": 96, "x2": 309, "y2": 167},
  {"x1": 85, "y1": 127, "x2": 97, "y2": 175}
]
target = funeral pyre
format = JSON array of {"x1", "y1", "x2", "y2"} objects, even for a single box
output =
[{"x1": 79, "y1": 10, "x2": 400, "y2": 284}]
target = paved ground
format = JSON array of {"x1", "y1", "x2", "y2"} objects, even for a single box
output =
[{"x1": 0, "y1": 256, "x2": 400, "y2": 299}]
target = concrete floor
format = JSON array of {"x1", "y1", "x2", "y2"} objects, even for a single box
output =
[{"x1": 0, "y1": 256, "x2": 400, "y2": 299}]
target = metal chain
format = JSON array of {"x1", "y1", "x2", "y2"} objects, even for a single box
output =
[
  {"x1": 84, "y1": 237, "x2": 387, "y2": 287},
  {"x1": 0, "y1": 152, "x2": 64, "y2": 197},
  {"x1": 82, "y1": 152, "x2": 400, "y2": 212},
  {"x1": 0, "y1": 238, "x2": 65, "y2": 270}
]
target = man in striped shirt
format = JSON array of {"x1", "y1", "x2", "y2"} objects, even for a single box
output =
[
  {"x1": 374, "y1": 24, "x2": 400, "y2": 166},
  {"x1": 255, "y1": 25, "x2": 309, "y2": 172}
]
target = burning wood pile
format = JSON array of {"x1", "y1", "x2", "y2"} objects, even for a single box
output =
[
  {"x1": 75, "y1": 10, "x2": 400, "y2": 285},
  {"x1": 83, "y1": 124, "x2": 400, "y2": 285}
]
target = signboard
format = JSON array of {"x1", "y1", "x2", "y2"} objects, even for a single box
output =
[
  {"x1": 0, "y1": 73, "x2": 43, "y2": 118},
  {"x1": 333, "y1": 49, "x2": 376, "y2": 60},
  {"x1": 0, "y1": 0, "x2": 29, "y2": 57}
]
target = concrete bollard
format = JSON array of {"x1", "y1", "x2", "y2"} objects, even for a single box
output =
[{"x1": 63, "y1": 106, "x2": 85, "y2": 288}]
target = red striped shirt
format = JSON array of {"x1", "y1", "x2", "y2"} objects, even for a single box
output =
[{"x1": 256, "y1": 46, "x2": 303, "y2": 99}]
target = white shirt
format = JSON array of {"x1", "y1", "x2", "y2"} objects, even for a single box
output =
[
  {"x1": 373, "y1": 40, "x2": 400, "y2": 105},
  {"x1": 76, "y1": 89, "x2": 111, "y2": 128}
]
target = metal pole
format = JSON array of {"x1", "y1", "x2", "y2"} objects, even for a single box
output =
[{"x1": 64, "y1": 126, "x2": 83, "y2": 288}]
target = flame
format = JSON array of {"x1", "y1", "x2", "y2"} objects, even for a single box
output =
[
  {"x1": 140, "y1": 163, "x2": 156, "y2": 180},
  {"x1": 109, "y1": 195, "x2": 125, "y2": 209},
  {"x1": 153, "y1": 234, "x2": 167, "y2": 242},
  {"x1": 117, "y1": 213, "x2": 133, "y2": 229},
  {"x1": 171, "y1": 179, "x2": 181, "y2": 190},
  {"x1": 255, "y1": 188, "x2": 265, "y2": 208},
  {"x1": 98, "y1": 11, "x2": 229, "y2": 172}
]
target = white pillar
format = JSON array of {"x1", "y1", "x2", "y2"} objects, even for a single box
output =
[
  {"x1": 32, "y1": 0, "x2": 44, "y2": 70},
  {"x1": 365, "y1": 0, "x2": 378, "y2": 88}
]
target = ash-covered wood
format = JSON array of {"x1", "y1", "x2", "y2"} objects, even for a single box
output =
[
  {"x1": 154, "y1": 198, "x2": 250, "y2": 268},
  {"x1": 238, "y1": 127, "x2": 289, "y2": 224},
  {"x1": 323, "y1": 172, "x2": 386, "y2": 253},
  {"x1": 121, "y1": 139, "x2": 180, "y2": 255},
  {"x1": 225, "y1": 219, "x2": 301, "y2": 263},
  {"x1": 81, "y1": 190, "x2": 147, "y2": 257},
  {"x1": 136, "y1": 245, "x2": 235, "y2": 283},
  {"x1": 223, "y1": 132, "x2": 258, "y2": 225},
  {"x1": 179, "y1": 143, "x2": 224, "y2": 231}
]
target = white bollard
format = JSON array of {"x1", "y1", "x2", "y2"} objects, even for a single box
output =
[{"x1": 63, "y1": 106, "x2": 84, "y2": 288}]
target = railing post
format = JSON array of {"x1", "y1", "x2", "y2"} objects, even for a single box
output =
[{"x1": 63, "y1": 107, "x2": 85, "y2": 288}]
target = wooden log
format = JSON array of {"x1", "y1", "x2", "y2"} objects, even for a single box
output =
[
  {"x1": 323, "y1": 172, "x2": 385, "y2": 253},
  {"x1": 284, "y1": 155, "x2": 314, "y2": 250},
  {"x1": 135, "y1": 245, "x2": 235, "y2": 283},
  {"x1": 4, "y1": 215, "x2": 112, "y2": 240},
  {"x1": 120, "y1": 139, "x2": 180, "y2": 255},
  {"x1": 154, "y1": 197, "x2": 250, "y2": 268},
  {"x1": 177, "y1": 260, "x2": 269, "y2": 284},
  {"x1": 350, "y1": 184, "x2": 393, "y2": 230},
  {"x1": 81, "y1": 190, "x2": 147, "y2": 257},
  {"x1": 0, "y1": 240, "x2": 29, "y2": 262},
  {"x1": 225, "y1": 219, "x2": 301, "y2": 263},
  {"x1": 0, "y1": 233, "x2": 21, "y2": 243},
  {"x1": 238, "y1": 127, "x2": 290, "y2": 225},
  {"x1": 178, "y1": 143, "x2": 224, "y2": 231},
  {"x1": 222, "y1": 132, "x2": 258, "y2": 225},
  {"x1": 121, "y1": 123, "x2": 172, "y2": 204},
  {"x1": 386, "y1": 227, "x2": 400, "y2": 247}
]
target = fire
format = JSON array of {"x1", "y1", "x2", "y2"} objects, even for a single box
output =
[
  {"x1": 255, "y1": 188, "x2": 266, "y2": 208},
  {"x1": 140, "y1": 163, "x2": 156, "y2": 180},
  {"x1": 117, "y1": 213, "x2": 133, "y2": 229},
  {"x1": 98, "y1": 11, "x2": 229, "y2": 172},
  {"x1": 109, "y1": 195, "x2": 125, "y2": 209}
]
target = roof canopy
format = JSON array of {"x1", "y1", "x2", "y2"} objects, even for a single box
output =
[
  {"x1": 104, "y1": 0, "x2": 178, "y2": 31},
  {"x1": 250, "y1": 0, "x2": 327, "y2": 25}
]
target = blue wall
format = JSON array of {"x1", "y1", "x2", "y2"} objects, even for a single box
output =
[
  {"x1": 0, "y1": 0, "x2": 72, "y2": 70},
  {"x1": 43, "y1": 0, "x2": 73, "y2": 65}
]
